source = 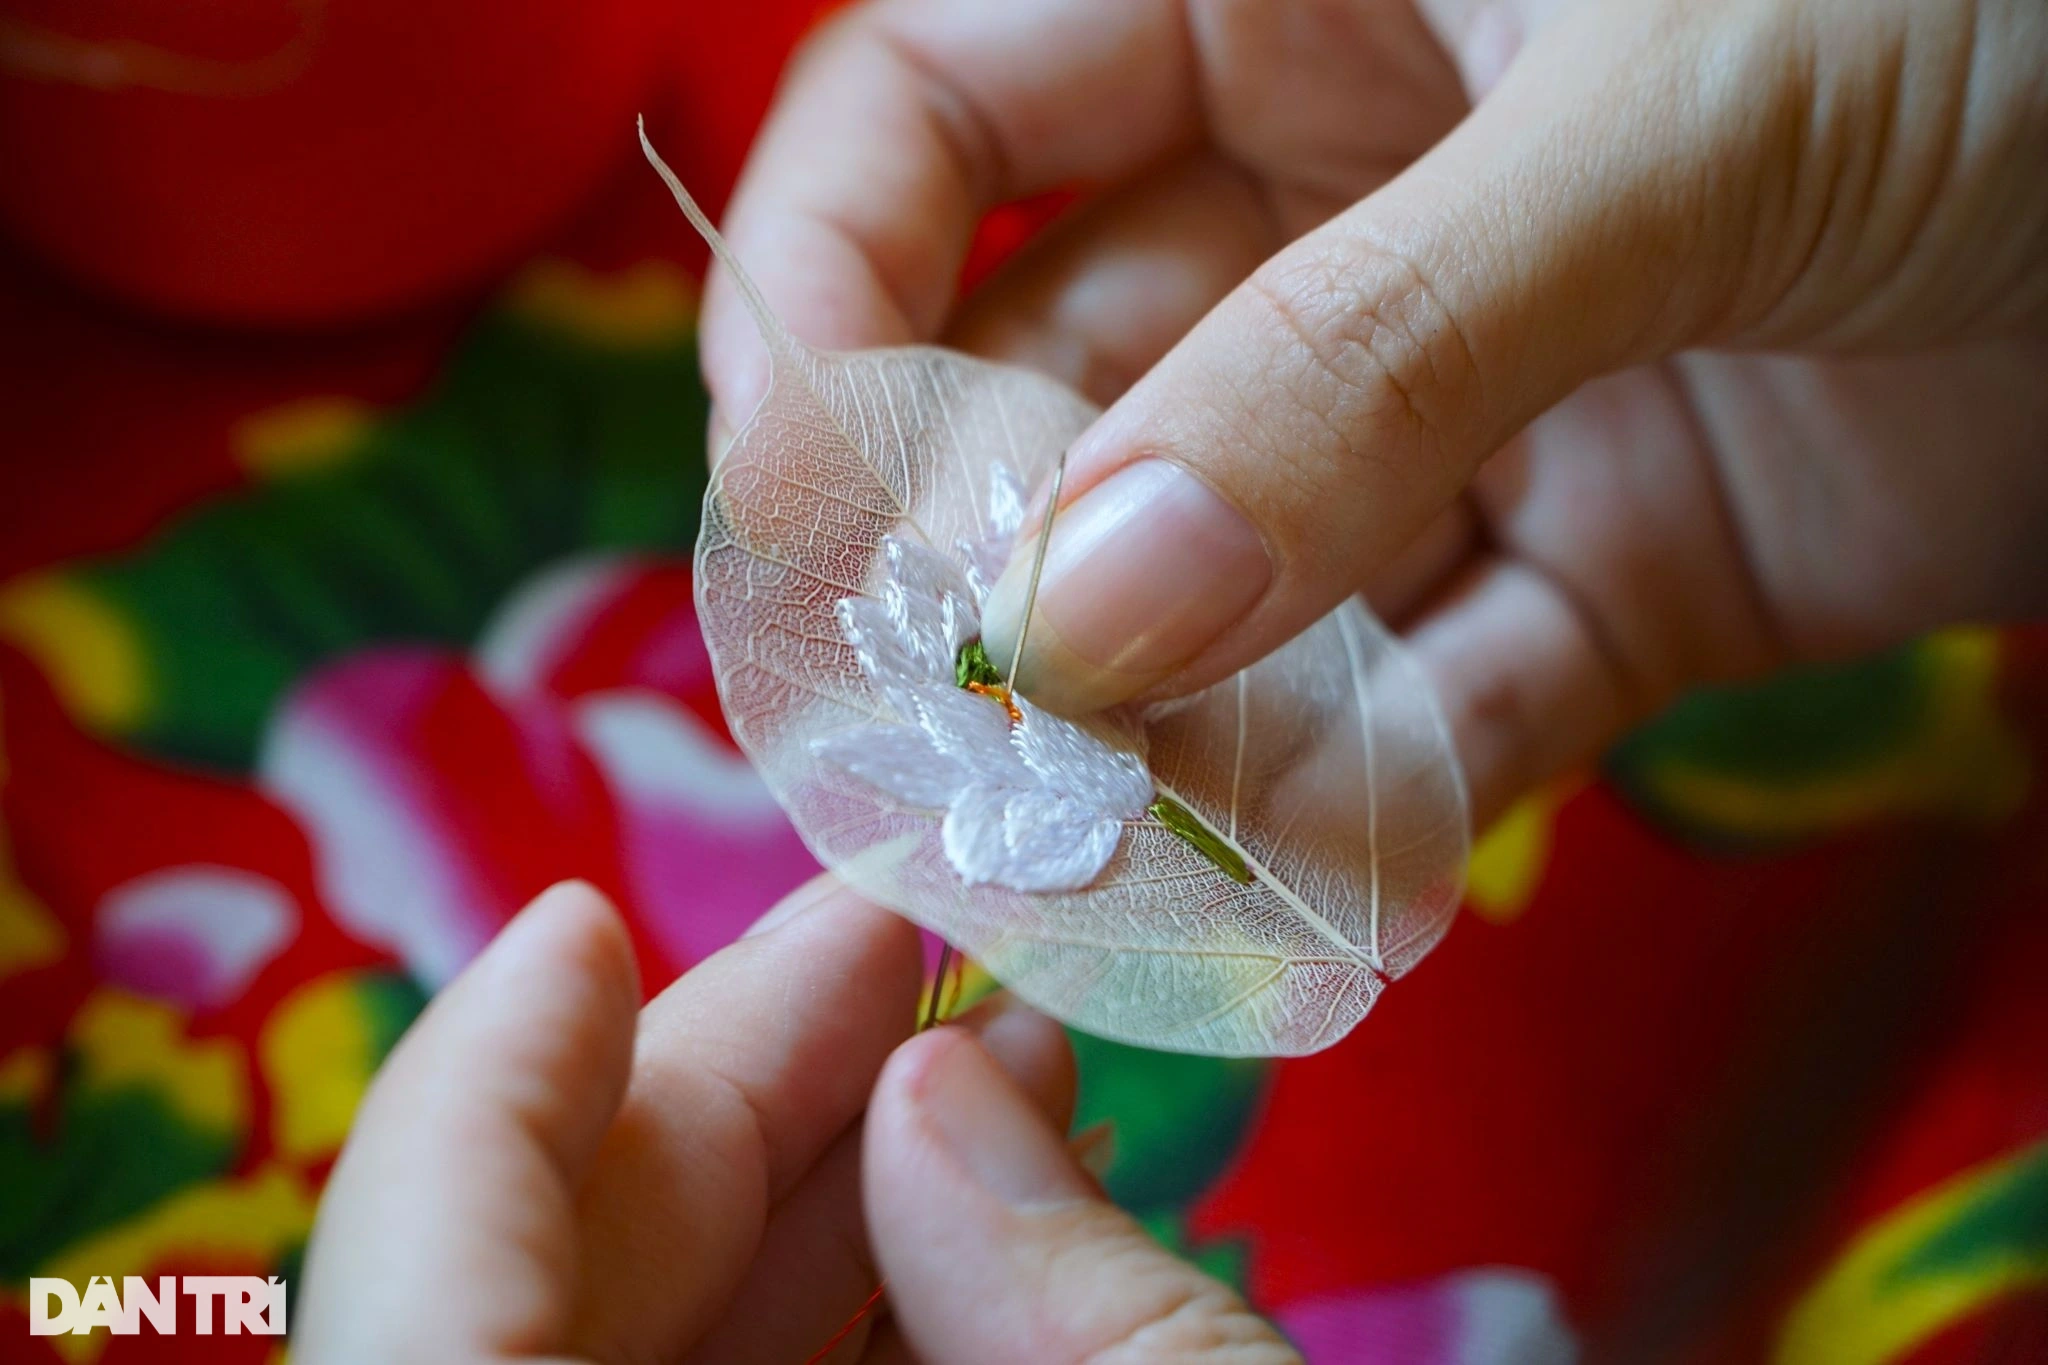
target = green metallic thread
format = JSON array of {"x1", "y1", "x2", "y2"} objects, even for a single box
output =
[
  {"x1": 1147, "y1": 796, "x2": 1252, "y2": 884},
  {"x1": 954, "y1": 638, "x2": 1003, "y2": 689}
]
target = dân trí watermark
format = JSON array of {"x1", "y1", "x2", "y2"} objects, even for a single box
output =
[{"x1": 29, "y1": 1275, "x2": 286, "y2": 1336}]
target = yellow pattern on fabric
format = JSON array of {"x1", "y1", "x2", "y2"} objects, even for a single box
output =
[
  {"x1": 27, "y1": 1166, "x2": 316, "y2": 1362},
  {"x1": 0, "y1": 1046, "x2": 52, "y2": 1104},
  {"x1": 262, "y1": 971, "x2": 387, "y2": 1163},
  {"x1": 0, "y1": 830, "x2": 65, "y2": 977},
  {"x1": 1648, "y1": 631, "x2": 2027, "y2": 838},
  {"x1": 71, "y1": 993, "x2": 247, "y2": 1136},
  {"x1": 1775, "y1": 1141, "x2": 2048, "y2": 1365},
  {"x1": 235, "y1": 396, "x2": 376, "y2": 477},
  {"x1": 507, "y1": 257, "x2": 699, "y2": 348},
  {"x1": 1466, "y1": 786, "x2": 1567, "y2": 923},
  {"x1": 0, "y1": 576, "x2": 149, "y2": 731}
]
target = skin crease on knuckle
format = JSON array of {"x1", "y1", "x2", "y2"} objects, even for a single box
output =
[
  {"x1": 1660, "y1": 0, "x2": 2047, "y2": 349},
  {"x1": 1248, "y1": 240, "x2": 1473, "y2": 464},
  {"x1": 1792, "y1": 0, "x2": 2048, "y2": 344},
  {"x1": 1222, "y1": 236, "x2": 1480, "y2": 588}
]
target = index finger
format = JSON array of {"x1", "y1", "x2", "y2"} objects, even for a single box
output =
[
  {"x1": 568, "y1": 875, "x2": 924, "y2": 1360},
  {"x1": 700, "y1": 0, "x2": 1201, "y2": 417}
]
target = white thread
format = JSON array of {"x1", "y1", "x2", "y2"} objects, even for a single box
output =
[{"x1": 811, "y1": 488, "x2": 1152, "y2": 892}]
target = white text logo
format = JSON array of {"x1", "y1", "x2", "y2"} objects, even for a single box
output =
[{"x1": 28, "y1": 1276, "x2": 287, "y2": 1336}]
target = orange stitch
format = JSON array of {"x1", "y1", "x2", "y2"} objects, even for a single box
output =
[{"x1": 965, "y1": 680, "x2": 1023, "y2": 725}]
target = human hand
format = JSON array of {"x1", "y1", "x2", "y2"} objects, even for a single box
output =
[
  {"x1": 701, "y1": 0, "x2": 2048, "y2": 827},
  {"x1": 293, "y1": 878, "x2": 1294, "y2": 1363}
]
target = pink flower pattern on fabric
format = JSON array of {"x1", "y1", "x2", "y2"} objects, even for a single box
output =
[{"x1": 259, "y1": 557, "x2": 816, "y2": 986}]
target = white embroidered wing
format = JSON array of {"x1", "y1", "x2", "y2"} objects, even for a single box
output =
[{"x1": 649, "y1": 127, "x2": 1468, "y2": 1056}]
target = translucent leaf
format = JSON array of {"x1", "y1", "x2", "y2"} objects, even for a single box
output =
[{"x1": 645, "y1": 127, "x2": 1469, "y2": 1056}]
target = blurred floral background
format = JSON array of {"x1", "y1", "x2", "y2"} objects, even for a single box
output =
[{"x1": 1, "y1": 2, "x2": 2044, "y2": 1361}]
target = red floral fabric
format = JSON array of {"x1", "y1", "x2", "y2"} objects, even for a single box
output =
[{"x1": 2, "y1": 5, "x2": 2044, "y2": 1361}]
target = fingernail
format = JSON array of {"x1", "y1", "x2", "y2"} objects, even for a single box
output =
[
  {"x1": 918, "y1": 1032, "x2": 1094, "y2": 1209},
  {"x1": 742, "y1": 870, "x2": 841, "y2": 938},
  {"x1": 981, "y1": 459, "x2": 1270, "y2": 714}
]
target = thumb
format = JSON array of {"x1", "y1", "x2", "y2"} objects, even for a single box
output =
[
  {"x1": 297, "y1": 881, "x2": 640, "y2": 1362},
  {"x1": 865, "y1": 1029, "x2": 1298, "y2": 1364},
  {"x1": 980, "y1": 3, "x2": 1770, "y2": 715}
]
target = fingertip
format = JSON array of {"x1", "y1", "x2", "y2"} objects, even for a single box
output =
[
  {"x1": 521, "y1": 876, "x2": 614, "y2": 924},
  {"x1": 874, "y1": 1027, "x2": 1093, "y2": 1213},
  {"x1": 699, "y1": 275, "x2": 769, "y2": 391},
  {"x1": 415, "y1": 880, "x2": 640, "y2": 1141},
  {"x1": 864, "y1": 1027, "x2": 976, "y2": 1178},
  {"x1": 868, "y1": 1028, "x2": 1285, "y2": 1365},
  {"x1": 957, "y1": 994, "x2": 1078, "y2": 1127},
  {"x1": 328, "y1": 881, "x2": 645, "y2": 1213},
  {"x1": 513, "y1": 880, "x2": 640, "y2": 1009},
  {"x1": 870, "y1": 1023, "x2": 953, "y2": 1117},
  {"x1": 493, "y1": 878, "x2": 641, "y2": 1069},
  {"x1": 525, "y1": 876, "x2": 615, "y2": 919},
  {"x1": 696, "y1": 272, "x2": 772, "y2": 426}
]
